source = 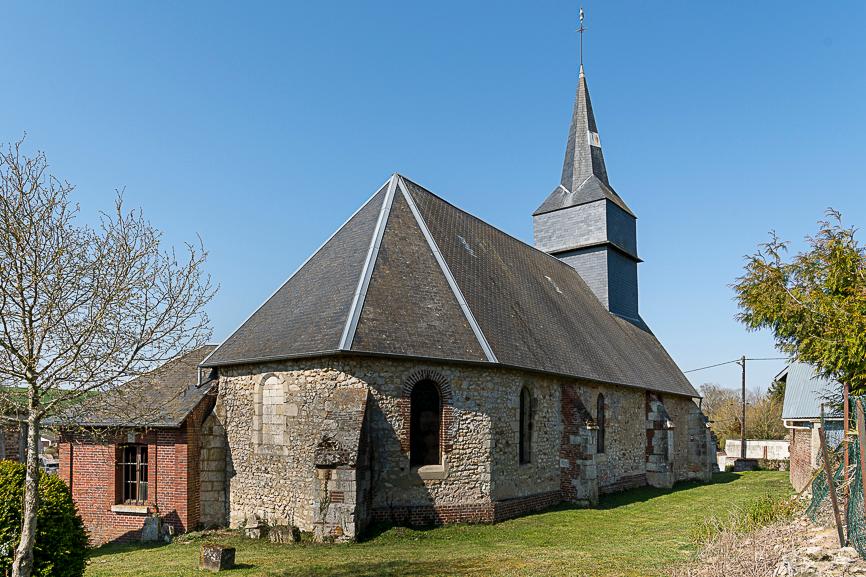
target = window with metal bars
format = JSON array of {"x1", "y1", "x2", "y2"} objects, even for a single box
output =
[{"x1": 119, "y1": 444, "x2": 148, "y2": 504}]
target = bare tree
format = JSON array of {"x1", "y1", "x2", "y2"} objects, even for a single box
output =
[{"x1": 0, "y1": 138, "x2": 215, "y2": 577}]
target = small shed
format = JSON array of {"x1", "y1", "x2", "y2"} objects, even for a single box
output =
[{"x1": 780, "y1": 363, "x2": 843, "y2": 492}]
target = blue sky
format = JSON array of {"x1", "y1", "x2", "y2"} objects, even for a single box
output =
[{"x1": 2, "y1": 1, "x2": 864, "y2": 394}]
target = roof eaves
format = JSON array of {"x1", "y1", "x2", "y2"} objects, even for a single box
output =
[
  {"x1": 199, "y1": 346, "x2": 699, "y2": 399},
  {"x1": 200, "y1": 349, "x2": 345, "y2": 368},
  {"x1": 549, "y1": 239, "x2": 642, "y2": 262},
  {"x1": 533, "y1": 192, "x2": 635, "y2": 218}
]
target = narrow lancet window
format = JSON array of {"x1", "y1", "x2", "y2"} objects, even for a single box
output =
[
  {"x1": 410, "y1": 380, "x2": 441, "y2": 467},
  {"x1": 519, "y1": 387, "x2": 532, "y2": 464},
  {"x1": 596, "y1": 393, "x2": 606, "y2": 454}
]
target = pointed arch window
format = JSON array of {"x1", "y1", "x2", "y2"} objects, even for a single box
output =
[
  {"x1": 519, "y1": 387, "x2": 533, "y2": 464},
  {"x1": 410, "y1": 380, "x2": 441, "y2": 467},
  {"x1": 596, "y1": 393, "x2": 606, "y2": 454}
]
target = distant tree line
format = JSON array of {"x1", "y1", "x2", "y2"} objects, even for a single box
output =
[{"x1": 700, "y1": 381, "x2": 787, "y2": 449}]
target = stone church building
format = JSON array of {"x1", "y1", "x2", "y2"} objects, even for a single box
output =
[
  {"x1": 58, "y1": 58, "x2": 714, "y2": 544},
  {"x1": 195, "y1": 62, "x2": 714, "y2": 540}
]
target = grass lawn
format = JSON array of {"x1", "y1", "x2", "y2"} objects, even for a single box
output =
[{"x1": 86, "y1": 471, "x2": 790, "y2": 577}]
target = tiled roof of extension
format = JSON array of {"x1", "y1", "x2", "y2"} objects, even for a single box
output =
[
  {"x1": 58, "y1": 345, "x2": 218, "y2": 428},
  {"x1": 202, "y1": 175, "x2": 698, "y2": 398}
]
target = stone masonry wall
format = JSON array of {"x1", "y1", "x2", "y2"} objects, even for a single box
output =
[
  {"x1": 480, "y1": 374, "x2": 561, "y2": 502},
  {"x1": 660, "y1": 395, "x2": 713, "y2": 483},
  {"x1": 218, "y1": 357, "x2": 573, "y2": 537},
  {"x1": 217, "y1": 355, "x2": 710, "y2": 539},
  {"x1": 559, "y1": 384, "x2": 598, "y2": 504},
  {"x1": 200, "y1": 410, "x2": 228, "y2": 527},
  {"x1": 219, "y1": 362, "x2": 357, "y2": 533},
  {"x1": 575, "y1": 384, "x2": 647, "y2": 492},
  {"x1": 645, "y1": 393, "x2": 675, "y2": 488}
]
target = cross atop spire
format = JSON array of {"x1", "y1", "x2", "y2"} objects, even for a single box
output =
[
  {"x1": 533, "y1": 8, "x2": 633, "y2": 218},
  {"x1": 578, "y1": 7, "x2": 585, "y2": 69}
]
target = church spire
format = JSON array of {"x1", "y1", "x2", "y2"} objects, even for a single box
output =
[
  {"x1": 533, "y1": 9, "x2": 641, "y2": 322},
  {"x1": 560, "y1": 8, "x2": 609, "y2": 192}
]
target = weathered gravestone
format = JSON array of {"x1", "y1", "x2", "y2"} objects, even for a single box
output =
[
  {"x1": 200, "y1": 543, "x2": 236, "y2": 572},
  {"x1": 268, "y1": 525, "x2": 301, "y2": 544}
]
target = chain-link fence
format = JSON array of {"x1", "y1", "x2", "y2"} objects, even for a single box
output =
[{"x1": 806, "y1": 400, "x2": 866, "y2": 557}]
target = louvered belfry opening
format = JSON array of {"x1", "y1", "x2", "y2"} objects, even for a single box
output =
[{"x1": 410, "y1": 380, "x2": 441, "y2": 467}]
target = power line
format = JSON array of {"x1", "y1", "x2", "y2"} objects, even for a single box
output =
[
  {"x1": 683, "y1": 359, "x2": 739, "y2": 374},
  {"x1": 683, "y1": 356, "x2": 789, "y2": 374}
]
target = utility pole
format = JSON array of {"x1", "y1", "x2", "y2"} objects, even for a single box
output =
[{"x1": 739, "y1": 355, "x2": 746, "y2": 459}]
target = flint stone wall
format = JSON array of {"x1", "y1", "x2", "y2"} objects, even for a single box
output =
[
  {"x1": 575, "y1": 384, "x2": 646, "y2": 491},
  {"x1": 216, "y1": 355, "x2": 710, "y2": 539}
]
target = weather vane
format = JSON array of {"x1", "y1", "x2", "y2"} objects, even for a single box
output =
[{"x1": 578, "y1": 7, "x2": 586, "y2": 71}]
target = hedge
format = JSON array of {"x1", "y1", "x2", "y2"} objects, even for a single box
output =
[{"x1": 0, "y1": 460, "x2": 88, "y2": 577}]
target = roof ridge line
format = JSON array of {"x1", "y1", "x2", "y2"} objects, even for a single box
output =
[
  {"x1": 397, "y1": 176, "x2": 498, "y2": 363},
  {"x1": 399, "y1": 175, "x2": 617, "y2": 296},
  {"x1": 339, "y1": 174, "x2": 398, "y2": 350},
  {"x1": 201, "y1": 175, "x2": 394, "y2": 368}
]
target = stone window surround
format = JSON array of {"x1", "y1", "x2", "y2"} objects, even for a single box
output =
[
  {"x1": 253, "y1": 373, "x2": 290, "y2": 455},
  {"x1": 399, "y1": 368, "x2": 454, "y2": 477}
]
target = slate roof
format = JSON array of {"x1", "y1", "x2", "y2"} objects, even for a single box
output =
[
  {"x1": 59, "y1": 346, "x2": 218, "y2": 428},
  {"x1": 534, "y1": 67, "x2": 634, "y2": 217},
  {"x1": 203, "y1": 175, "x2": 697, "y2": 399},
  {"x1": 533, "y1": 177, "x2": 633, "y2": 217},
  {"x1": 780, "y1": 362, "x2": 842, "y2": 420}
]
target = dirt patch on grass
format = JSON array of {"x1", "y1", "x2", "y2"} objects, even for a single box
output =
[{"x1": 672, "y1": 516, "x2": 866, "y2": 577}]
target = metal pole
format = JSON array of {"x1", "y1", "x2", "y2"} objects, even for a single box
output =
[
  {"x1": 819, "y1": 409, "x2": 846, "y2": 547},
  {"x1": 856, "y1": 399, "x2": 866, "y2": 522},
  {"x1": 740, "y1": 355, "x2": 747, "y2": 460},
  {"x1": 844, "y1": 383, "x2": 850, "y2": 489}
]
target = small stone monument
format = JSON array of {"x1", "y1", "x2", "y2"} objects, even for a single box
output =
[
  {"x1": 141, "y1": 515, "x2": 162, "y2": 542},
  {"x1": 732, "y1": 458, "x2": 759, "y2": 472},
  {"x1": 243, "y1": 523, "x2": 267, "y2": 540},
  {"x1": 200, "y1": 543, "x2": 235, "y2": 572},
  {"x1": 268, "y1": 525, "x2": 301, "y2": 544}
]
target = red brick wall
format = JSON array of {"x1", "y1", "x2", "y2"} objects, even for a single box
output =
[
  {"x1": 789, "y1": 427, "x2": 813, "y2": 492},
  {"x1": 1, "y1": 425, "x2": 23, "y2": 462},
  {"x1": 58, "y1": 396, "x2": 212, "y2": 545},
  {"x1": 59, "y1": 430, "x2": 162, "y2": 544}
]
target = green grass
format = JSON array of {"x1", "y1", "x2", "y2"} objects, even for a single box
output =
[{"x1": 85, "y1": 471, "x2": 790, "y2": 577}]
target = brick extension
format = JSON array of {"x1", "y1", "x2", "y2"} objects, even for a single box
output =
[{"x1": 58, "y1": 394, "x2": 213, "y2": 545}]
